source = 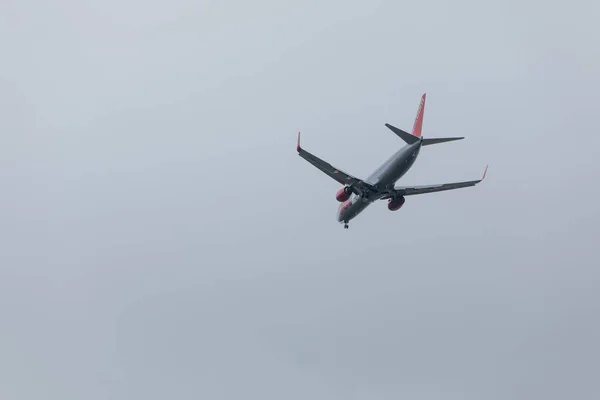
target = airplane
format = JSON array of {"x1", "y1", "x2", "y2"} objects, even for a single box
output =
[{"x1": 297, "y1": 93, "x2": 487, "y2": 229}]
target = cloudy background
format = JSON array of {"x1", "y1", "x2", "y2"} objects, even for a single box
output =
[{"x1": 1, "y1": 0, "x2": 599, "y2": 399}]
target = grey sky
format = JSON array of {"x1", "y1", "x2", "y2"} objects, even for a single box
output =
[{"x1": 1, "y1": 0, "x2": 599, "y2": 399}]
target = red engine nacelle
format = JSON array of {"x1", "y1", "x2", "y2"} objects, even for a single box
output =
[
  {"x1": 336, "y1": 187, "x2": 352, "y2": 202},
  {"x1": 388, "y1": 196, "x2": 405, "y2": 211}
]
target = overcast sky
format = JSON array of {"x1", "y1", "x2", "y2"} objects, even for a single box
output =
[{"x1": 1, "y1": 0, "x2": 600, "y2": 399}]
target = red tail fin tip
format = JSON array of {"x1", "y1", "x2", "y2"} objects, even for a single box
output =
[{"x1": 411, "y1": 93, "x2": 426, "y2": 138}]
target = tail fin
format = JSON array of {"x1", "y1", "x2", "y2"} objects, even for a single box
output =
[
  {"x1": 383, "y1": 93, "x2": 427, "y2": 145},
  {"x1": 412, "y1": 93, "x2": 426, "y2": 138},
  {"x1": 385, "y1": 93, "x2": 464, "y2": 146}
]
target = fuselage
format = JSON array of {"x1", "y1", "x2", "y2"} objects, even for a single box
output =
[{"x1": 337, "y1": 140, "x2": 422, "y2": 224}]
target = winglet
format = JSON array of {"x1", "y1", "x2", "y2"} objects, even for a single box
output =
[
  {"x1": 297, "y1": 132, "x2": 302, "y2": 153},
  {"x1": 482, "y1": 165, "x2": 489, "y2": 180}
]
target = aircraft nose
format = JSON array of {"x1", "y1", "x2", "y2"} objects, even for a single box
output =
[
  {"x1": 337, "y1": 200, "x2": 350, "y2": 221},
  {"x1": 336, "y1": 206, "x2": 344, "y2": 221}
]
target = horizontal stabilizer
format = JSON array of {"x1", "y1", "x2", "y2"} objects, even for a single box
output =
[
  {"x1": 385, "y1": 123, "x2": 420, "y2": 144},
  {"x1": 421, "y1": 137, "x2": 464, "y2": 146}
]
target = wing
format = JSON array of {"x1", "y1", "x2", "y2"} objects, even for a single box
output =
[
  {"x1": 381, "y1": 166, "x2": 488, "y2": 199},
  {"x1": 296, "y1": 133, "x2": 375, "y2": 192}
]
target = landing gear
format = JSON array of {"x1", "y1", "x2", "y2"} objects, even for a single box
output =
[{"x1": 344, "y1": 222, "x2": 349, "y2": 229}]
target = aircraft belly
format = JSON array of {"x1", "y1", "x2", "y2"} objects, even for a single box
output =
[
  {"x1": 369, "y1": 145, "x2": 420, "y2": 189},
  {"x1": 381, "y1": 149, "x2": 419, "y2": 187},
  {"x1": 377, "y1": 159, "x2": 411, "y2": 187}
]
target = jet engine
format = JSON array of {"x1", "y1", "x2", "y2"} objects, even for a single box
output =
[
  {"x1": 336, "y1": 186, "x2": 352, "y2": 202},
  {"x1": 387, "y1": 196, "x2": 405, "y2": 211}
]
